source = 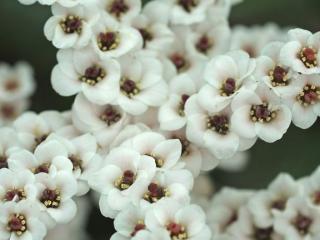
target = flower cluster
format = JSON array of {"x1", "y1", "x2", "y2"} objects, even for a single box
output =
[
  {"x1": 207, "y1": 167, "x2": 320, "y2": 240},
  {"x1": 0, "y1": 62, "x2": 35, "y2": 126},
  {"x1": 9, "y1": 0, "x2": 320, "y2": 239}
]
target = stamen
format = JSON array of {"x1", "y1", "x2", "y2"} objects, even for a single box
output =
[
  {"x1": 299, "y1": 47, "x2": 318, "y2": 68},
  {"x1": 97, "y1": 31, "x2": 120, "y2": 51},
  {"x1": 79, "y1": 65, "x2": 106, "y2": 86},
  {"x1": 297, "y1": 84, "x2": 320, "y2": 107},
  {"x1": 7, "y1": 214, "x2": 27, "y2": 236},
  {"x1": 120, "y1": 78, "x2": 140, "y2": 98},
  {"x1": 269, "y1": 66, "x2": 289, "y2": 87},
  {"x1": 40, "y1": 189, "x2": 61, "y2": 208},
  {"x1": 60, "y1": 15, "x2": 82, "y2": 34},
  {"x1": 114, "y1": 170, "x2": 136, "y2": 190},
  {"x1": 250, "y1": 103, "x2": 277, "y2": 123},
  {"x1": 143, "y1": 183, "x2": 170, "y2": 203},
  {"x1": 207, "y1": 115, "x2": 229, "y2": 135},
  {"x1": 220, "y1": 78, "x2": 236, "y2": 96},
  {"x1": 100, "y1": 105, "x2": 122, "y2": 126},
  {"x1": 108, "y1": 0, "x2": 129, "y2": 18}
]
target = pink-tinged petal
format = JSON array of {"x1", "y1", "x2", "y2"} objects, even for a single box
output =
[
  {"x1": 118, "y1": 95, "x2": 148, "y2": 115},
  {"x1": 288, "y1": 28, "x2": 312, "y2": 44},
  {"x1": 198, "y1": 84, "x2": 231, "y2": 112},
  {"x1": 279, "y1": 41, "x2": 301, "y2": 68},
  {"x1": 186, "y1": 114, "x2": 206, "y2": 145},
  {"x1": 47, "y1": 199, "x2": 77, "y2": 223},
  {"x1": 292, "y1": 103, "x2": 317, "y2": 129},
  {"x1": 107, "y1": 189, "x2": 131, "y2": 211},
  {"x1": 152, "y1": 139, "x2": 182, "y2": 169},
  {"x1": 51, "y1": 65, "x2": 80, "y2": 96},
  {"x1": 176, "y1": 205, "x2": 206, "y2": 236},
  {"x1": 130, "y1": 132, "x2": 165, "y2": 154},
  {"x1": 231, "y1": 105, "x2": 256, "y2": 139},
  {"x1": 135, "y1": 81, "x2": 168, "y2": 107},
  {"x1": 99, "y1": 195, "x2": 119, "y2": 218}
]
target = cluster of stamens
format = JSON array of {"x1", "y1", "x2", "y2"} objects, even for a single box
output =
[
  {"x1": 254, "y1": 227, "x2": 274, "y2": 240},
  {"x1": 79, "y1": 65, "x2": 106, "y2": 86},
  {"x1": 250, "y1": 103, "x2": 276, "y2": 123},
  {"x1": 207, "y1": 114, "x2": 229, "y2": 135},
  {"x1": 138, "y1": 28, "x2": 153, "y2": 48},
  {"x1": 4, "y1": 79, "x2": 19, "y2": 92},
  {"x1": 178, "y1": 94, "x2": 190, "y2": 116},
  {"x1": 98, "y1": 31, "x2": 120, "y2": 51},
  {"x1": 131, "y1": 220, "x2": 146, "y2": 237},
  {"x1": 143, "y1": 183, "x2": 170, "y2": 203},
  {"x1": 69, "y1": 155, "x2": 83, "y2": 172},
  {"x1": 40, "y1": 188, "x2": 61, "y2": 208},
  {"x1": 35, "y1": 134, "x2": 48, "y2": 147},
  {"x1": 0, "y1": 155, "x2": 8, "y2": 169},
  {"x1": 313, "y1": 191, "x2": 320, "y2": 205},
  {"x1": 120, "y1": 77, "x2": 140, "y2": 98},
  {"x1": 271, "y1": 199, "x2": 286, "y2": 211},
  {"x1": 299, "y1": 47, "x2": 318, "y2": 68},
  {"x1": 0, "y1": 104, "x2": 15, "y2": 120},
  {"x1": 178, "y1": 0, "x2": 197, "y2": 12},
  {"x1": 60, "y1": 15, "x2": 82, "y2": 34},
  {"x1": 7, "y1": 214, "x2": 27, "y2": 236},
  {"x1": 108, "y1": 0, "x2": 129, "y2": 18},
  {"x1": 147, "y1": 153, "x2": 165, "y2": 168},
  {"x1": 114, "y1": 170, "x2": 136, "y2": 190},
  {"x1": 220, "y1": 78, "x2": 236, "y2": 96},
  {"x1": 297, "y1": 84, "x2": 320, "y2": 107},
  {"x1": 293, "y1": 214, "x2": 312, "y2": 235},
  {"x1": 33, "y1": 163, "x2": 51, "y2": 174},
  {"x1": 100, "y1": 105, "x2": 122, "y2": 126},
  {"x1": 269, "y1": 66, "x2": 289, "y2": 87},
  {"x1": 167, "y1": 222, "x2": 188, "y2": 240},
  {"x1": 4, "y1": 189, "x2": 26, "y2": 202},
  {"x1": 170, "y1": 53, "x2": 190, "y2": 73},
  {"x1": 196, "y1": 35, "x2": 213, "y2": 54}
]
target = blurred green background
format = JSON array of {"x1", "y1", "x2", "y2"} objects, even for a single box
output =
[{"x1": 1, "y1": 0, "x2": 320, "y2": 238}]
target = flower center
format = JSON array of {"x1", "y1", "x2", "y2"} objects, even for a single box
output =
[
  {"x1": 178, "y1": 0, "x2": 197, "y2": 12},
  {"x1": 35, "y1": 134, "x2": 48, "y2": 147},
  {"x1": 297, "y1": 84, "x2": 320, "y2": 107},
  {"x1": 271, "y1": 199, "x2": 286, "y2": 211},
  {"x1": 0, "y1": 104, "x2": 15, "y2": 119},
  {"x1": 7, "y1": 214, "x2": 27, "y2": 236},
  {"x1": 100, "y1": 105, "x2": 122, "y2": 126},
  {"x1": 144, "y1": 183, "x2": 170, "y2": 203},
  {"x1": 178, "y1": 94, "x2": 190, "y2": 116},
  {"x1": 299, "y1": 47, "x2": 318, "y2": 68},
  {"x1": 269, "y1": 66, "x2": 289, "y2": 87},
  {"x1": 80, "y1": 65, "x2": 106, "y2": 86},
  {"x1": 4, "y1": 189, "x2": 26, "y2": 202},
  {"x1": 131, "y1": 221, "x2": 146, "y2": 237},
  {"x1": 0, "y1": 155, "x2": 8, "y2": 169},
  {"x1": 196, "y1": 35, "x2": 213, "y2": 54},
  {"x1": 207, "y1": 115, "x2": 229, "y2": 135},
  {"x1": 33, "y1": 163, "x2": 51, "y2": 174},
  {"x1": 120, "y1": 78, "x2": 140, "y2": 98},
  {"x1": 250, "y1": 103, "x2": 276, "y2": 123},
  {"x1": 254, "y1": 227, "x2": 273, "y2": 240},
  {"x1": 243, "y1": 45, "x2": 257, "y2": 58},
  {"x1": 60, "y1": 15, "x2": 82, "y2": 34},
  {"x1": 97, "y1": 31, "x2": 120, "y2": 51},
  {"x1": 114, "y1": 170, "x2": 136, "y2": 190},
  {"x1": 4, "y1": 79, "x2": 19, "y2": 92},
  {"x1": 220, "y1": 78, "x2": 236, "y2": 96},
  {"x1": 167, "y1": 222, "x2": 188, "y2": 239},
  {"x1": 147, "y1": 154, "x2": 165, "y2": 168},
  {"x1": 293, "y1": 214, "x2": 312, "y2": 235},
  {"x1": 40, "y1": 188, "x2": 61, "y2": 208},
  {"x1": 108, "y1": 0, "x2": 129, "y2": 18},
  {"x1": 138, "y1": 28, "x2": 153, "y2": 48},
  {"x1": 69, "y1": 155, "x2": 83, "y2": 172},
  {"x1": 170, "y1": 53, "x2": 189, "y2": 73},
  {"x1": 313, "y1": 191, "x2": 320, "y2": 205}
]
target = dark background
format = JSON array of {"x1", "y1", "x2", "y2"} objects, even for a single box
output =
[{"x1": 1, "y1": 0, "x2": 320, "y2": 238}]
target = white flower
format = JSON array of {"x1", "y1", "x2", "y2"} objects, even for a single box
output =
[
  {"x1": 44, "y1": 4, "x2": 99, "y2": 49},
  {"x1": 230, "y1": 24, "x2": 287, "y2": 58},
  {"x1": 17, "y1": 0, "x2": 37, "y2": 5},
  {"x1": 231, "y1": 86, "x2": 292, "y2": 143},
  {"x1": 165, "y1": 0, "x2": 214, "y2": 25},
  {"x1": 8, "y1": 140, "x2": 73, "y2": 175},
  {"x1": 247, "y1": 173, "x2": 302, "y2": 228},
  {"x1": 13, "y1": 111, "x2": 70, "y2": 151},
  {"x1": 46, "y1": 133, "x2": 102, "y2": 196},
  {"x1": 255, "y1": 41, "x2": 298, "y2": 97},
  {"x1": 158, "y1": 74, "x2": 197, "y2": 131},
  {"x1": 185, "y1": 94, "x2": 244, "y2": 159},
  {"x1": 284, "y1": 74, "x2": 320, "y2": 129},
  {"x1": 218, "y1": 151, "x2": 249, "y2": 172},
  {"x1": 35, "y1": 171, "x2": 77, "y2": 224},
  {"x1": 38, "y1": 0, "x2": 98, "y2": 8},
  {"x1": 121, "y1": 131, "x2": 183, "y2": 171},
  {"x1": 117, "y1": 54, "x2": 168, "y2": 115},
  {"x1": 0, "y1": 169, "x2": 36, "y2": 203},
  {"x1": 208, "y1": 188, "x2": 253, "y2": 236},
  {"x1": 0, "y1": 200, "x2": 47, "y2": 240},
  {"x1": 91, "y1": 16, "x2": 142, "y2": 59},
  {"x1": 111, "y1": 204, "x2": 148, "y2": 239},
  {"x1": 0, "y1": 100, "x2": 29, "y2": 126},
  {"x1": 98, "y1": 0, "x2": 141, "y2": 24},
  {"x1": 185, "y1": 20, "x2": 231, "y2": 60},
  {"x1": 0, "y1": 62, "x2": 35, "y2": 102},
  {"x1": 0, "y1": 127, "x2": 21, "y2": 170},
  {"x1": 72, "y1": 93, "x2": 128, "y2": 148},
  {"x1": 301, "y1": 166, "x2": 320, "y2": 208},
  {"x1": 145, "y1": 199, "x2": 211, "y2": 239},
  {"x1": 89, "y1": 147, "x2": 156, "y2": 218},
  {"x1": 280, "y1": 28, "x2": 320, "y2": 74},
  {"x1": 274, "y1": 196, "x2": 320, "y2": 240},
  {"x1": 131, "y1": 1, "x2": 174, "y2": 51},
  {"x1": 51, "y1": 47, "x2": 121, "y2": 104},
  {"x1": 198, "y1": 50, "x2": 256, "y2": 112}
]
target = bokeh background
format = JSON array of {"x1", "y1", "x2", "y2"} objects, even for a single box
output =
[{"x1": 1, "y1": 0, "x2": 320, "y2": 238}]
